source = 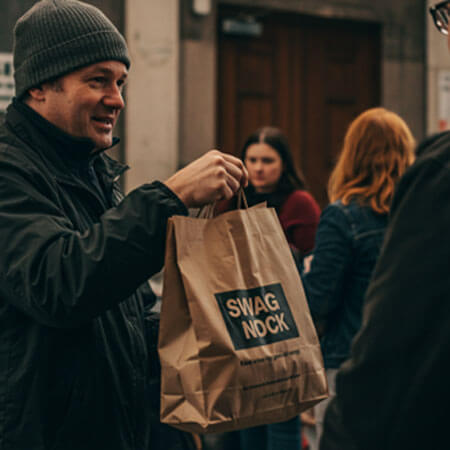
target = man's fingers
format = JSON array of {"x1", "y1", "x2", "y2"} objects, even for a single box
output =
[
  {"x1": 164, "y1": 149, "x2": 248, "y2": 207},
  {"x1": 219, "y1": 182, "x2": 235, "y2": 201},
  {"x1": 221, "y1": 153, "x2": 249, "y2": 186},
  {"x1": 219, "y1": 151, "x2": 241, "y2": 164},
  {"x1": 224, "y1": 172, "x2": 240, "y2": 197},
  {"x1": 222, "y1": 159, "x2": 248, "y2": 188}
]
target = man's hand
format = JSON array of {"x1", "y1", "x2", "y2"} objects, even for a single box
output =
[{"x1": 164, "y1": 150, "x2": 248, "y2": 208}]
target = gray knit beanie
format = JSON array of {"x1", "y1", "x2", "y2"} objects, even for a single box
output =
[{"x1": 13, "y1": 0, "x2": 130, "y2": 98}]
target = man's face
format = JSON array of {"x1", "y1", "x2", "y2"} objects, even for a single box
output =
[{"x1": 38, "y1": 60, "x2": 128, "y2": 150}]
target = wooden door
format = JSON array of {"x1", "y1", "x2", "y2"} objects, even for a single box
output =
[{"x1": 217, "y1": 9, "x2": 381, "y2": 207}]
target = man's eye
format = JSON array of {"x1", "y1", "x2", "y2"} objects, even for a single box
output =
[{"x1": 91, "y1": 77, "x2": 106, "y2": 84}]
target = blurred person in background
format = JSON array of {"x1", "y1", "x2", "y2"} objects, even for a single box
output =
[
  {"x1": 318, "y1": 4, "x2": 450, "y2": 449},
  {"x1": 217, "y1": 126, "x2": 320, "y2": 260},
  {"x1": 0, "y1": 2, "x2": 247, "y2": 450},
  {"x1": 217, "y1": 126, "x2": 321, "y2": 450},
  {"x1": 301, "y1": 107, "x2": 415, "y2": 450}
]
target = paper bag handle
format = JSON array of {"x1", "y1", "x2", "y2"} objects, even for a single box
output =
[
  {"x1": 236, "y1": 188, "x2": 249, "y2": 210},
  {"x1": 196, "y1": 202, "x2": 216, "y2": 219},
  {"x1": 196, "y1": 188, "x2": 248, "y2": 218}
]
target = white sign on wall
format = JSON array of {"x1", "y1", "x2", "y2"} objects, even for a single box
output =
[
  {"x1": 0, "y1": 53, "x2": 14, "y2": 113},
  {"x1": 438, "y1": 70, "x2": 450, "y2": 131}
]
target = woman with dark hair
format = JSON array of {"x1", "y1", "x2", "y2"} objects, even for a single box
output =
[
  {"x1": 217, "y1": 126, "x2": 320, "y2": 260},
  {"x1": 301, "y1": 107, "x2": 415, "y2": 449},
  {"x1": 216, "y1": 126, "x2": 321, "y2": 450}
]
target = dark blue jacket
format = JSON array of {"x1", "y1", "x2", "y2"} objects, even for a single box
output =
[{"x1": 301, "y1": 199, "x2": 387, "y2": 369}]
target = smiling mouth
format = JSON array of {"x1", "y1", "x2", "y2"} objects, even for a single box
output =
[{"x1": 92, "y1": 117, "x2": 114, "y2": 128}]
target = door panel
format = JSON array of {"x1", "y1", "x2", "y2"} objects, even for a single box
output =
[
  {"x1": 239, "y1": 98, "x2": 273, "y2": 141},
  {"x1": 218, "y1": 9, "x2": 381, "y2": 207}
]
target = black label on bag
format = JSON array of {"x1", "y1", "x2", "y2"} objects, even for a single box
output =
[{"x1": 214, "y1": 283, "x2": 299, "y2": 350}]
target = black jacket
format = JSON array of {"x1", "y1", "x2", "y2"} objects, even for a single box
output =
[
  {"x1": 0, "y1": 100, "x2": 187, "y2": 450},
  {"x1": 320, "y1": 131, "x2": 450, "y2": 450}
]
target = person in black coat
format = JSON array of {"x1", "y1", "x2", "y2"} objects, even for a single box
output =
[{"x1": 0, "y1": 2, "x2": 247, "y2": 450}]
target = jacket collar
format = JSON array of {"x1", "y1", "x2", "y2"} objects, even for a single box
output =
[{"x1": 5, "y1": 98, "x2": 128, "y2": 183}]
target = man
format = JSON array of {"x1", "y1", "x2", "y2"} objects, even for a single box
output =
[
  {"x1": 0, "y1": 1, "x2": 247, "y2": 450},
  {"x1": 319, "y1": 2, "x2": 450, "y2": 449}
]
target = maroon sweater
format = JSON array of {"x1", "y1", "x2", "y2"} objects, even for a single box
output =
[{"x1": 277, "y1": 190, "x2": 320, "y2": 254}]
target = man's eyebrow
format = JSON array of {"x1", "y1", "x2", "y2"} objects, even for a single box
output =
[{"x1": 85, "y1": 67, "x2": 128, "y2": 79}]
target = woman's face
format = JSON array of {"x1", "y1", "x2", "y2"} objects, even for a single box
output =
[{"x1": 244, "y1": 143, "x2": 283, "y2": 193}]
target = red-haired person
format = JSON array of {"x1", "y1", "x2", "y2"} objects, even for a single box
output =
[{"x1": 301, "y1": 107, "x2": 415, "y2": 449}]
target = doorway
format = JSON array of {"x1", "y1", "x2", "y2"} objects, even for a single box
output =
[{"x1": 217, "y1": 7, "x2": 381, "y2": 207}]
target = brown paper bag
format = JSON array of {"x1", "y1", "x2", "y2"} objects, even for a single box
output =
[{"x1": 158, "y1": 200, "x2": 328, "y2": 434}]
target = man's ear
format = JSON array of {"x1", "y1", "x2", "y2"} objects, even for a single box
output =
[{"x1": 27, "y1": 85, "x2": 46, "y2": 102}]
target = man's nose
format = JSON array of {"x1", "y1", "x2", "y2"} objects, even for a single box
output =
[{"x1": 103, "y1": 85, "x2": 125, "y2": 110}]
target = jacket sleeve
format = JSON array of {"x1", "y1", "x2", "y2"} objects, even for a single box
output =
[
  {"x1": 0, "y1": 157, "x2": 187, "y2": 328},
  {"x1": 320, "y1": 155, "x2": 450, "y2": 450},
  {"x1": 301, "y1": 203, "x2": 352, "y2": 322}
]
